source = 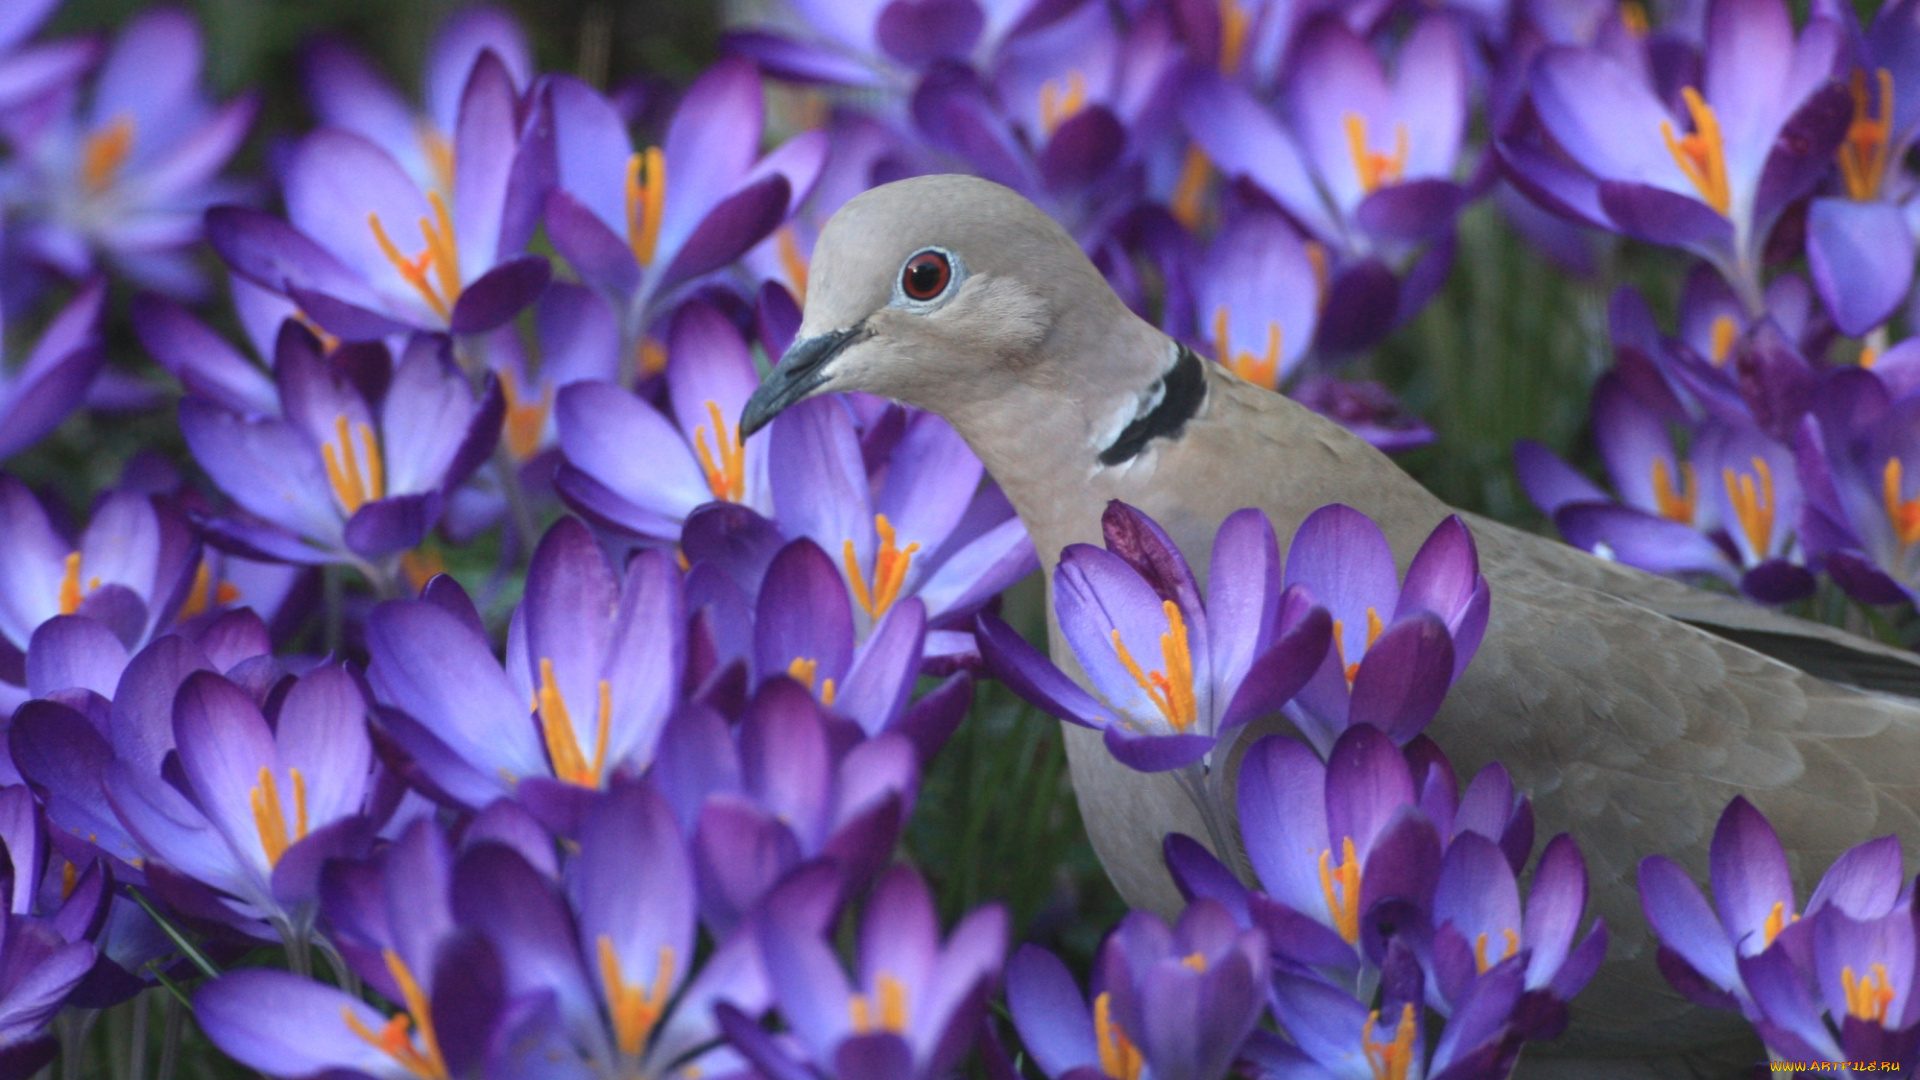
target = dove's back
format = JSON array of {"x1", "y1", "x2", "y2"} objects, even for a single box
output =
[{"x1": 1024, "y1": 364, "x2": 1920, "y2": 1073}]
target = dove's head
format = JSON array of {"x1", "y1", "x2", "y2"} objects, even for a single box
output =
[{"x1": 739, "y1": 174, "x2": 1164, "y2": 437}]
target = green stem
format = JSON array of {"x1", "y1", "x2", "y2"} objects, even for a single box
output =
[
  {"x1": 155, "y1": 996, "x2": 182, "y2": 1080},
  {"x1": 493, "y1": 444, "x2": 538, "y2": 560},
  {"x1": 127, "y1": 990, "x2": 150, "y2": 1080}
]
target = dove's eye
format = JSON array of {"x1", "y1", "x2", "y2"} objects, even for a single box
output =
[{"x1": 900, "y1": 250, "x2": 953, "y2": 301}]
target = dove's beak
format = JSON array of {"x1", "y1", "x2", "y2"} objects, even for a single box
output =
[{"x1": 740, "y1": 324, "x2": 865, "y2": 437}]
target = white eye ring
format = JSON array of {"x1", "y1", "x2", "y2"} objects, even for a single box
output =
[{"x1": 893, "y1": 247, "x2": 965, "y2": 308}]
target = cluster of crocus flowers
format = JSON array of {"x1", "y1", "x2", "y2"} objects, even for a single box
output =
[{"x1": 1640, "y1": 797, "x2": 1920, "y2": 1069}]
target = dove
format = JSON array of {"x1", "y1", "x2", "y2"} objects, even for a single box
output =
[{"x1": 739, "y1": 173, "x2": 1920, "y2": 1074}]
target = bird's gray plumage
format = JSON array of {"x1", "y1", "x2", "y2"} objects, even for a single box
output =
[{"x1": 741, "y1": 174, "x2": 1920, "y2": 1073}]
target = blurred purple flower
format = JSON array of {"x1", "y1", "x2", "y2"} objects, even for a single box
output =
[
  {"x1": 364, "y1": 518, "x2": 683, "y2": 811},
  {"x1": 0, "y1": 0, "x2": 97, "y2": 119},
  {"x1": 1006, "y1": 900, "x2": 1267, "y2": 1080},
  {"x1": 543, "y1": 59, "x2": 826, "y2": 355},
  {"x1": 1506, "y1": 0, "x2": 1849, "y2": 312},
  {"x1": 723, "y1": 864, "x2": 1006, "y2": 1080},
  {"x1": 727, "y1": 0, "x2": 1083, "y2": 90},
  {"x1": 1639, "y1": 796, "x2": 1908, "y2": 1019},
  {"x1": 0, "y1": 808, "x2": 104, "y2": 1080},
  {"x1": 1809, "y1": 365, "x2": 1920, "y2": 604},
  {"x1": 179, "y1": 328, "x2": 503, "y2": 577},
  {"x1": 1279, "y1": 505, "x2": 1488, "y2": 755},
  {"x1": 978, "y1": 501, "x2": 1331, "y2": 772},
  {"x1": 302, "y1": 5, "x2": 534, "y2": 199},
  {"x1": 209, "y1": 37, "x2": 549, "y2": 338},
  {"x1": 0, "y1": 278, "x2": 103, "y2": 465},
  {"x1": 2, "y1": 8, "x2": 256, "y2": 298}
]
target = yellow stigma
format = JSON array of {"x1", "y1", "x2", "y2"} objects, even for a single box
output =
[
  {"x1": 1181, "y1": 951, "x2": 1208, "y2": 972},
  {"x1": 81, "y1": 115, "x2": 135, "y2": 194},
  {"x1": 776, "y1": 225, "x2": 809, "y2": 303},
  {"x1": 1661, "y1": 87, "x2": 1731, "y2": 216},
  {"x1": 638, "y1": 337, "x2": 668, "y2": 378},
  {"x1": 1761, "y1": 900, "x2": 1798, "y2": 948},
  {"x1": 1863, "y1": 344, "x2": 1881, "y2": 369},
  {"x1": 321, "y1": 413, "x2": 387, "y2": 516},
  {"x1": 1709, "y1": 314, "x2": 1738, "y2": 367},
  {"x1": 342, "y1": 949, "x2": 449, "y2": 1080},
  {"x1": 693, "y1": 399, "x2": 747, "y2": 503},
  {"x1": 536, "y1": 658, "x2": 612, "y2": 788},
  {"x1": 1171, "y1": 144, "x2": 1212, "y2": 231},
  {"x1": 1343, "y1": 113, "x2": 1409, "y2": 195},
  {"x1": 1362, "y1": 1003, "x2": 1418, "y2": 1080},
  {"x1": 1219, "y1": 0, "x2": 1252, "y2": 76},
  {"x1": 625, "y1": 147, "x2": 667, "y2": 266},
  {"x1": 501, "y1": 369, "x2": 553, "y2": 463},
  {"x1": 1318, "y1": 836, "x2": 1362, "y2": 943},
  {"x1": 1884, "y1": 457, "x2": 1920, "y2": 547},
  {"x1": 1652, "y1": 457, "x2": 1698, "y2": 524},
  {"x1": 786, "y1": 657, "x2": 836, "y2": 707},
  {"x1": 249, "y1": 766, "x2": 309, "y2": 868},
  {"x1": 56, "y1": 552, "x2": 100, "y2": 616},
  {"x1": 1331, "y1": 608, "x2": 1385, "y2": 685},
  {"x1": 1110, "y1": 599, "x2": 1199, "y2": 732},
  {"x1": 1473, "y1": 928, "x2": 1521, "y2": 974},
  {"x1": 843, "y1": 514, "x2": 921, "y2": 621},
  {"x1": 1722, "y1": 455, "x2": 1775, "y2": 557},
  {"x1": 368, "y1": 190, "x2": 462, "y2": 320},
  {"x1": 1843, "y1": 963, "x2": 1897, "y2": 1023},
  {"x1": 1093, "y1": 992, "x2": 1144, "y2": 1080},
  {"x1": 847, "y1": 972, "x2": 908, "y2": 1034},
  {"x1": 1040, "y1": 70, "x2": 1088, "y2": 137},
  {"x1": 1213, "y1": 305, "x2": 1283, "y2": 388},
  {"x1": 178, "y1": 560, "x2": 242, "y2": 619},
  {"x1": 1841, "y1": 68, "x2": 1896, "y2": 202},
  {"x1": 598, "y1": 938, "x2": 675, "y2": 1056}
]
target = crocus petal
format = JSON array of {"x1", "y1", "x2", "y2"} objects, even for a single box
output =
[{"x1": 1807, "y1": 199, "x2": 1913, "y2": 338}]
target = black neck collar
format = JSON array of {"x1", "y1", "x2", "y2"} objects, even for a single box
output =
[{"x1": 1098, "y1": 344, "x2": 1207, "y2": 467}]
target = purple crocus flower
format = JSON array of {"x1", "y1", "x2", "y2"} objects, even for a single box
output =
[
  {"x1": 1188, "y1": 204, "x2": 1320, "y2": 390},
  {"x1": 195, "y1": 818, "x2": 512, "y2": 1080},
  {"x1": 0, "y1": 476, "x2": 199, "y2": 709},
  {"x1": 302, "y1": 5, "x2": 534, "y2": 199},
  {"x1": 209, "y1": 39, "x2": 549, "y2": 338},
  {"x1": 1006, "y1": 899, "x2": 1267, "y2": 1080},
  {"x1": 651, "y1": 677, "x2": 919, "y2": 937},
  {"x1": 543, "y1": 59, "x2": 826, "y2": 353},
  {"x1": 1, "y1": 7, "x2": 256, "y2": 298},
  {"x1": 364, "y1": 518, "x2": 683, "y2": 812},
  {"x1": 1639, "y1": 795, "x2": 1909, "y2": 1019},
  {"x1": 0, "y1": 823, "x2": 104, "y2": 1080},
  {"x1": 980, "y1": 501, "x2": 1330, "y2": 774},
  {"x1": 1507, "y1": 0, "x2": 1849, "y2": 313},
  {"x1": 727, "y1": 0, "x2": 1081, "y2": 90},
  {"x1": 1809, "y1": 366, "x2": 1920, "y2": 604},
  {"x1": 179, "y1": 327, "x2": 503, "y2": 581},
  {"x1": 0, "y1": 278, "x2": 103, "y2": 464},
  {"x1": 725, "y1": 863, "x2": 1006, "y2": 1080},
  {"x1": 1736, "y1": 899, "x2": 1920, "y2": 1070},
  {"x1": 104, "y1": 665, "x2": 376, "y2": 942},
  {"x1": 555, "y1": 297, "x2": 776, "y2": 537},
  {"x1": 1181, "y1": 13, "x2": 1471, "y2": 352},
  {"x1": 1279, "y1": 505, "x2": 1489, "y2": 755}
]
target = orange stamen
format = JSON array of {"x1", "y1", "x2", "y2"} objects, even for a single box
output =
[
  {"x1": 400, "y1": 546, "x2": 448, "y2": 594},
  {"x1": 598, "y1": 938, "x2": 675, "y2": 1056},
  {"x1": 847, "y1": 972, "x2": 908, "y2": 1034},
  {"x1": 1219, "y1": 0, "x2": 1252, "y2": 76},
  {"x1": 776, "y1": 226, "x2": 809, "y2": 302},
  {"x1": 1362, "y1": 1003, "x2": 1418, "y2": 1080},
  {"x1": 57, "y1": 552, "x2": 86, "y2": 615},
  {"x1": 1652, "y1": 458, "x2": 1698, "y2": 524},
  {"x1": 368, "y1": 191, "x2": 461, "y2": 320},
  {"x1": 625, "y1": 147, "x2": 667, "y2": 266},
  {"x1": 1039, "y1": 70, "x2": 1088, "y2": 137},
  {"x1": 1709, "y1": 314, "x2": 1738, "y2": 367},
  {"x1": 1109, "y1": 599, "x2": 1199, "y2": 731},
  {"x1": 1213, "y1": 305, "x2": 1283, "y2": 387},
  {"x1": 1171, "y1": 145, "x2": 1212, "y2": 231},
  {"x1": 1843, "y1": 963, "x2": 1898, "y2": 1023},
  {"x1": 1093, "y1": 992, "x2": 1144, "y2": 1080},
  {"x1": 500, "y1": 370, "x2": 553, "y2": 462},
  {"x1": 1884, "y1": 457, "x2": 1920, "y2": 547},
  {"x1": 638, "y1": 337, "x2": 668, "y2": 378},
  {"x1": 786, "y1": 657, "x2": 836, "y2": 707},
  {"x1": 1840, "y1": 68, "x2": 1896, "y2": 202},
  {"x1": 248, "y1": 767, "x2": 308, "y2": 867},
  {"x1": 342, "y1": 949, "x2": 448, "y2": 1079},
  {"x1": 693, "y1": 400, "x2": 747, "y2": 502},
  {"x1": 1343, "y1": 113, "x2": 1409, "y2": 195},
  {"x1": 1473, "y1": 928, "x2": 1520, "y2": 973},
  {"x1": 1332, "y1": 609, "x2": 1385, "y2": 684},
  {"x1": 81, "y1": 116, "x2": 135, "y2": 194},
  {"x1": 1761, "y1": 900, "x2": 1798, "y2": 948},
  {"x1": 1661, "y1": 87, "x2": 1731, "y2": 216},
  {"x1": 842, "y1": 515, "x2": 921, "y2": 621},
  {"x1": 1619, "y1": 1, "x2": 1650, "y2": 34},
  {"x1": 321, "y1": 414, "x2": 386, "y2": 515},
  {"x1": 536, "y1": 658, "x2": 612, "y2": 788},
  {"x1": 1722, "y1": 455, "x2": 1775, "y2": 557},
  {"x1": 1318, "y1": 836, "x2": 1362, "y2": 943}
]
